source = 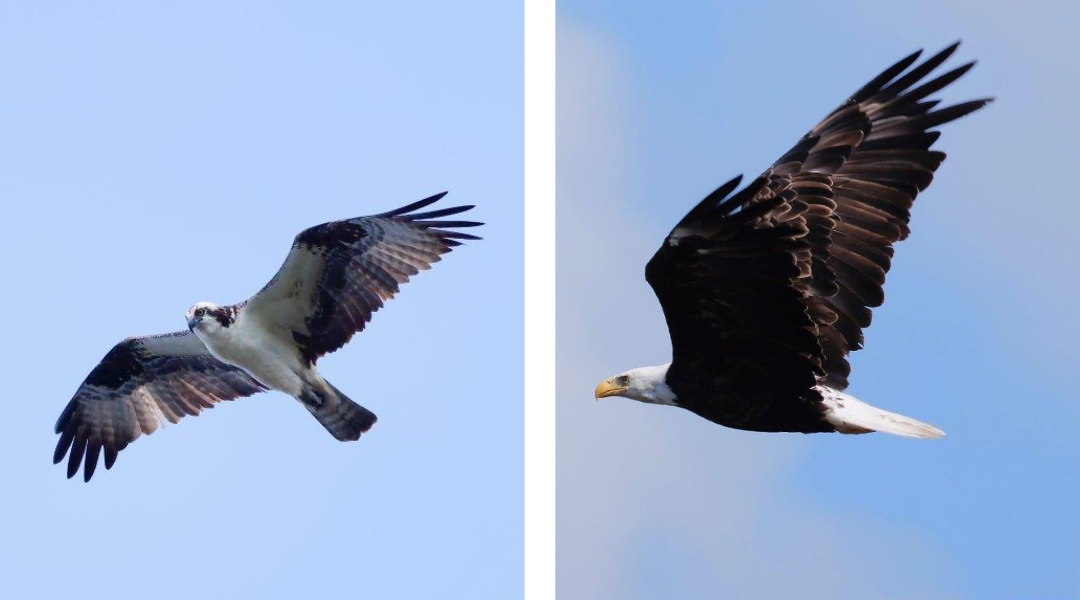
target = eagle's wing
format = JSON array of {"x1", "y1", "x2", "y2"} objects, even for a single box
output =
[
  {"x1": 647, "y1": 175, "x2": 828, "y2": 417},
  {"x1": 54, "y1": 331, "x2": 266, "y2": 482},
  {"x1": 757, "y1": 43, "x2": 990, "y2": 389},
  {"x1": 648, "y1": 44, "x2": 989, "y2": 410},
  {"x1": 243, "y1": 192, "x2": 481, "y2": 365}
]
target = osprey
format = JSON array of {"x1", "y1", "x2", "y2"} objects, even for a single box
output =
[
  {"x1": 595, "y1": 44, "x2": 988, "y2": 438},
  {"x1": 55, "y1": 193, "x2": 480, "y2": 481}
]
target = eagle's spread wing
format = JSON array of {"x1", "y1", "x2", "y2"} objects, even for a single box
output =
[
  {"x1": 244, "y1": 192, "x2": 481, "y2": 365},
  {"x1": 648, "y1": 44, "x2": 989, "y2": 414},
  {"x1": 54, "y1": 331, "x2": 266, "y2": 481},
  {"x1": 647, "y1": 175, "x2": 829, "y2": 423}
]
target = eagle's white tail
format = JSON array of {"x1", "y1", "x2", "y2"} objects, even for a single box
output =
[{"x1": 818, "y1": 386, "x2": 944, "y2": 439}]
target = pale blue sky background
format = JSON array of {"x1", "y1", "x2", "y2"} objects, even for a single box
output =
[
  {"x1": 559, "y1": 1, "x2": 1080, "y2": 599},
  {"x1": 0, "y1": 3, "x2": 521, "y2": 599}
]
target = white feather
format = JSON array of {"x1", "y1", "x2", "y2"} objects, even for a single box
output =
[{"x1": 817, "y1": 386, "x2": 944, "y2": 439}]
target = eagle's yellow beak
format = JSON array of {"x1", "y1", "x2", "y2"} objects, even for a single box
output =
[{"x1": 594, "y1": 378, "x2": 628, "y2": 400}]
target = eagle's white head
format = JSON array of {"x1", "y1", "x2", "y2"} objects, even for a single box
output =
[
  {"x1": 594, "y1": 363, "x2": 677, "y2": 405},
  {"x1": 185, "y1": 302, "x2": 234, "y2": 334}
]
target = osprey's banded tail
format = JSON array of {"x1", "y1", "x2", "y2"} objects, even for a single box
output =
[{"x1": 300, "y1": 381, "x2": 377, "y2": 442}]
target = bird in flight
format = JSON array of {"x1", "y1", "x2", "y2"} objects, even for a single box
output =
[
  {"x1": 55, "y1": 193, "x2": 481, "y2": 481},
  {"x1": 594, "y1": 43, "x2": 988, "y2": 438}
]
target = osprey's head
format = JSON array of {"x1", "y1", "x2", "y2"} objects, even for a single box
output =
[
  {"x1": 185, "y1": 302, "x2": 233, "y2": 333},
  {"x1": 594, "y1": 364, "x2": 677, "y2": 405}
]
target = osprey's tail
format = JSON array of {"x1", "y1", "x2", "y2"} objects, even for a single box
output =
[
  {"x1": 300, "y1": 381, "x2": 377, "y2": 442},
  {"x1": 818, "y1": 386, "x2": 944, "y2": 439}
]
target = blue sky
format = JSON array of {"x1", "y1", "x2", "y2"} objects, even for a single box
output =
[
  {"x1": 0, "y1": 3, "x2": 521, "y2": 598},
  {"x1": 558, "y1": 1, "x2": 1080, "y2": 598}
]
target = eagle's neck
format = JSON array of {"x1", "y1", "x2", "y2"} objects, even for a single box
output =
[{"x1": 631, "y1": 363, "x2": 678, "y2": 406}]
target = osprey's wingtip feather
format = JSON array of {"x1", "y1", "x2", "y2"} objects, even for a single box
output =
[{"x1": 380, "y1": 191, "x2": 450, "y2": 217}]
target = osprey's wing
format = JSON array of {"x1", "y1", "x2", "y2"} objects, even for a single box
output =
[
  {"x1": 244, "y1": 193, "x2": 481, "y2": 365},
  {"x1": 54, "y1": 331, "x2": 266, "y2": 482},
  {"x1": 648, "y1": 44, "x2": 988, "y2": 413}
]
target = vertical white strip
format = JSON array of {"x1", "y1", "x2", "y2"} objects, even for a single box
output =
[{"x1": 524, "y1": 0, "x2": 555, "y2": 598}]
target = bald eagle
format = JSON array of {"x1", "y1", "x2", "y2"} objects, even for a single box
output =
[
  {"x1": 55, "y1": 193, "x2": 480, "y2": 481},
  {"x1": 594, "y1": 44, "x2": 988, "y2": 438}
]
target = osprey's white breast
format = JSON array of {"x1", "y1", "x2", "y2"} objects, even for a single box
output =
[{"x1": 194, "y1": 311, "x2": 308, "y2": 397}]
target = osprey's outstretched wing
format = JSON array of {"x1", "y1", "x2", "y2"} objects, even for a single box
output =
[
  {"x1": 54, "y1": 332, "x2": 266, "y2": 481},
  {"x1": 244, "y1": 192, "x2": 482, "y2": 365},
  {"x1": 646, "y1": 44, "x2": 988, "y2": 427}
]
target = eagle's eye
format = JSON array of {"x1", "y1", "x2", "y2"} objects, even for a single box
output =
[{"x1": 616, "y1": 375, "x2": 630, "y2": 387}]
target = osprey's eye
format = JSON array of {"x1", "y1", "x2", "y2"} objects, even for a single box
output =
[{"x1": 195, "y1": 308, "x2": 205, "y2": 317}]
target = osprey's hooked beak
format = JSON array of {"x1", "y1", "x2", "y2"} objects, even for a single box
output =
[
  {"x1": 187, "y1": 317, "x2": 200, "y2": 332},
  {"x1": 594, "y1": 378, "x2": 628, "y2": 400}
]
